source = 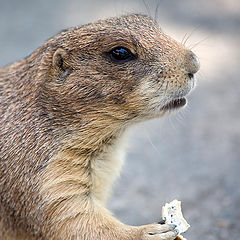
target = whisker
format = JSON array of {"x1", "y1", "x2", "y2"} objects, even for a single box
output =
[
  {"x1": 154, "y1": 0, "x2": 161, "y2": 23},
  {"x1": 181, "y1": 32, "x2": 189, "y2": 45},
  {"x1": 142, "y1": 0, "x2": 152, "y2": 18},
  {"x1": 167, "y1": 114, "x2": 178, "y2": 132},
  {"x1": 144, "y1": 128, "x2": 161, "y2": 155},
  {"x1": 189, "y1": 36, "x2": 210, "y2": 50},
  {"x1": 182, "y1": 25, "x2": 201, "y2": 46}
]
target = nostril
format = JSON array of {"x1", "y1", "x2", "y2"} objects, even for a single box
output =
[{"x1": 188, "y1": 73, "x2": 194, "y2": 79}]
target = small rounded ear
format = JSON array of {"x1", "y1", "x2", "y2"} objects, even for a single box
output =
[
  {"x1": 52, "y1": 48, "x2": 72, "y2": 79},
  {"x1": 52, "y1": 48, "x2": 68, "y2": 71}
]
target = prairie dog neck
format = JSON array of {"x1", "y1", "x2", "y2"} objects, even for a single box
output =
[
  {"x1": 41, "y1": 128, "x2": 129, "y2": 207},
  {"x1": 91, "y1": 131, "x2": 128, "y2": 204}
]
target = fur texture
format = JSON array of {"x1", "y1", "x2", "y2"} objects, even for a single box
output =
[{"x1": 0, "y1": 14, "x2": 199, "y2": 240}]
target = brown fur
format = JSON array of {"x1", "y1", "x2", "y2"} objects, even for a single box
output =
[{"x1": 0, "y1": 14, "x2": 199, "y2": 240}]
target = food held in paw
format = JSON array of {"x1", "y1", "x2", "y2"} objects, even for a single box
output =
[{"x1": 162, "y1": 200, "x2": 190, "y2": 239}]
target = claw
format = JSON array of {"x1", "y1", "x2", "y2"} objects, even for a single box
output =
[
  {"x1": 174, "y1": 229, "x2": 179, "y2": 235},
  {"x1": 157, "y1": 218, "x2": 166, "y2": 224}
]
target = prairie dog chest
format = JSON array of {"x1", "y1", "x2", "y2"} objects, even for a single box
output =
[{"x1": 91, "y1": 133, "x2": 128, "y2": 204}]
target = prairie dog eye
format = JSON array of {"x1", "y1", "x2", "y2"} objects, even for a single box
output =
[{"x1": 108, "y1": 46, "x2": 135, "y2": 62}]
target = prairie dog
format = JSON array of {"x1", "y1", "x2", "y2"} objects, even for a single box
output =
[{"x1": 0, "y1": 14, "x2": 199, "y2": 240}]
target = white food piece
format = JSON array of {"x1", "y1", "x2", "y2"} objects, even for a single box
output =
[{"x1": 162, "y1": 200, "x2": 190, "y2": 234}]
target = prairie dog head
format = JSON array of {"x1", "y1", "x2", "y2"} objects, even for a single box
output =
[{"x1": 41, "y1": 14, "x2": 199, "y2": 130}]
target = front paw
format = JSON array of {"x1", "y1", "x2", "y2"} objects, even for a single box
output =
[{"x1": 138, "y1": 223, "x2": 179, "y2": 240}]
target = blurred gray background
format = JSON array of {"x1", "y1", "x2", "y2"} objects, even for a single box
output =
[{"x1": 0, "y1": 0, "x2": 239, "y2": 239}]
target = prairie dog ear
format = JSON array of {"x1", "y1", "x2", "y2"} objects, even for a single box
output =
[
  {"x1": 52, "y1": 48, "x2": 72, "y2": 79},
  {"x1": 52, "y1": 48, "x2": 68, "y2": 71}
]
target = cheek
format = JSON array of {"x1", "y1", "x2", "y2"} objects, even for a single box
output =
[
  {"x1": 108, "y1": 94, "x2": 127, "y2": 105},
  {"x1": 137, "y1": 76, "x2": 162, "y2": 98},
  {"x1": 108, "y1": 83, "x2": 137, "y2": 106},
  {"x1": 167, "y1": 76, "x2": 188, "y2": 90},
  {"x1": 157, "y1": 67, "x2": 190, "y2": 91}
]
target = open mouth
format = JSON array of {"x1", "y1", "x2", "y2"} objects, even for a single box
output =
[{"x1": 161, "y1": 97, "x2": 187, "y2": 111}]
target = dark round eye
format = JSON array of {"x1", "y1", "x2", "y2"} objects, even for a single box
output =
[{"x1": 108, "y1": 46, "x2": 135, "y2": 62}]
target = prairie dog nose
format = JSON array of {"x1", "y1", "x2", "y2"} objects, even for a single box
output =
[{"x1": 185, "y1": 50, "x2": 200, "y2": 75}]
